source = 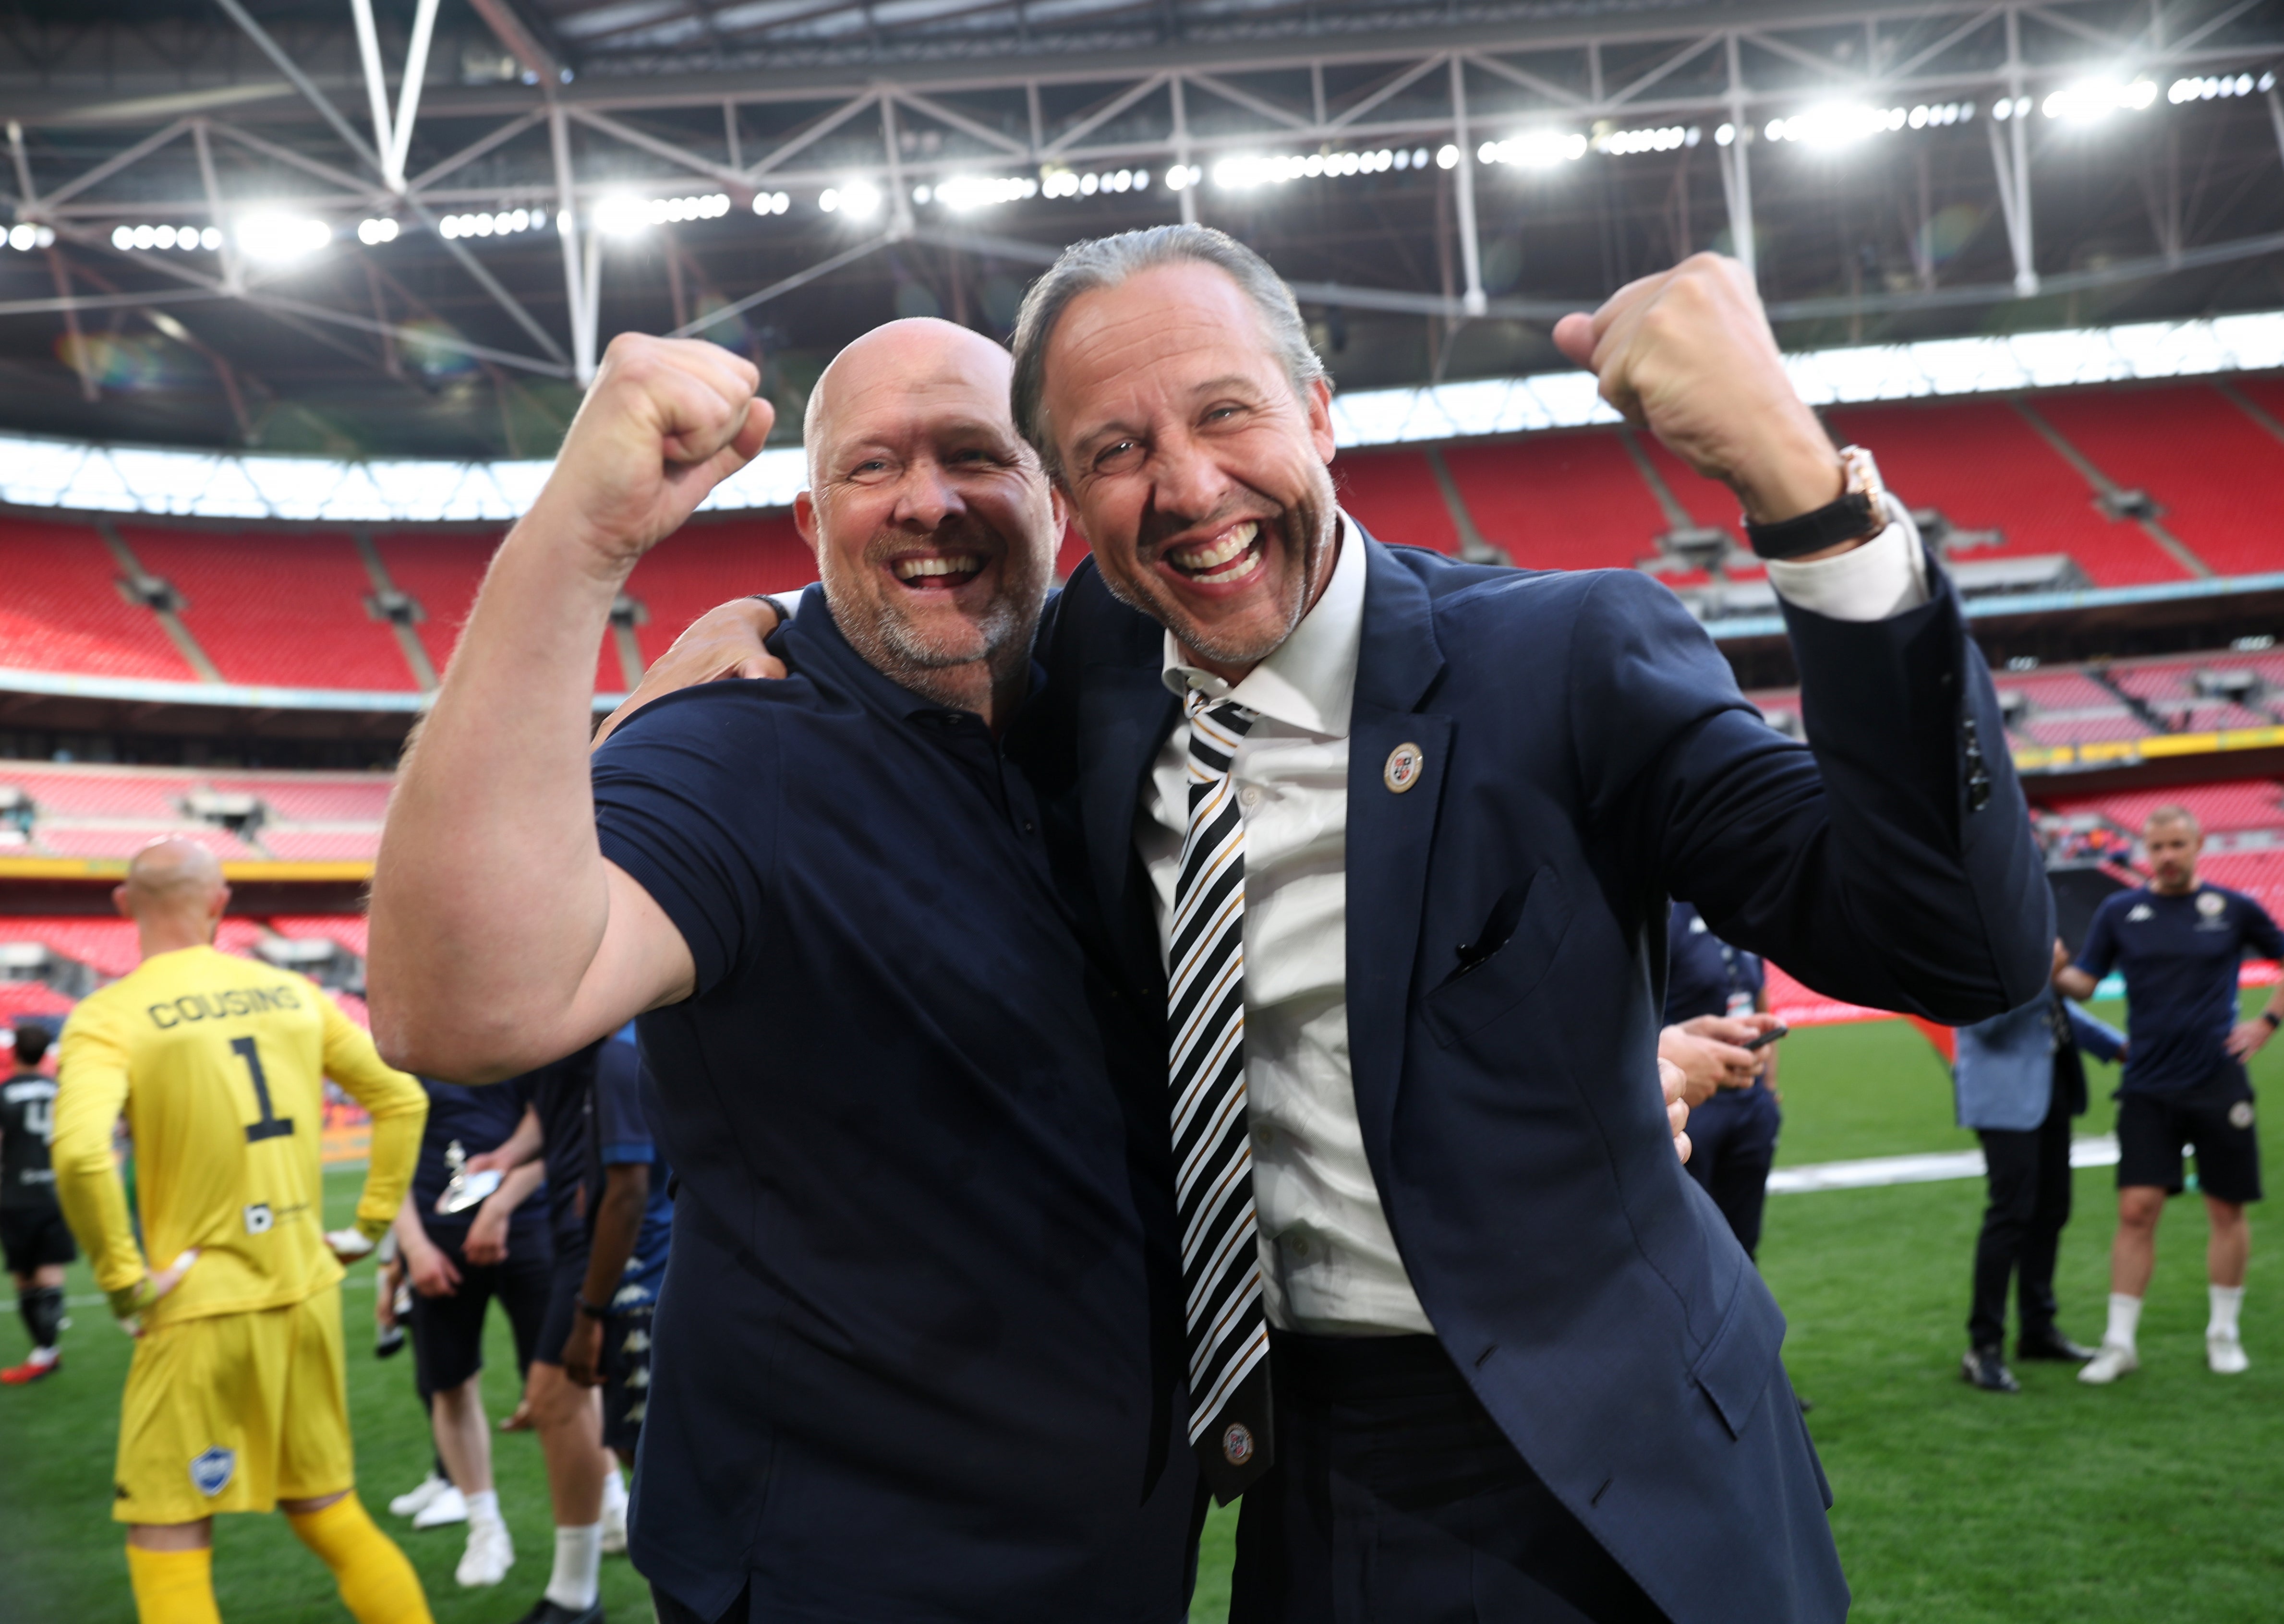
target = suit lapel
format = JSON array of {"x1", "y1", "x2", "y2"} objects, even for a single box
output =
[
  {"x1": 1078, "y1": 662, "x2": 1180, "y2": 989},
  {"x1": 1345, "y1": 538, "x2": 1451, "y2": 1161}
]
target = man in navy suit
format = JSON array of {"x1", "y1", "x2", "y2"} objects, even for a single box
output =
[{"x1": 994, "y1": 227, "x2": 2049, "y2": 1624}]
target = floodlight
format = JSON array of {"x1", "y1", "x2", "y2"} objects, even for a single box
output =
[
  {"x1": 357, "y1": 218, "x2": 400, "y2": 245},
  {"x1": 11, "y1": 222, "x2": 53, "y2": 250},
  {"x1": 934, "y1": 174, "x2": 1041, "y2": 211},
  {"x1": 1479, "y1": 131, "x2": 1587, "y2": 167},
  {"x1": 593, "y1": 196, "x2": 651, "y2": 236},
  {"x1": 1436, "y1": 145, "x2": 1458, "y2": 168},
  {"x1": 822, "y1": 181, "x2": 881, "y2": 218},
  {"x1": 236, "y1": 214, "x2": 331, "y2": 262},
  {"x1": 2041, "y1": 79, "x2": 2157, "y2": 120},
  {"x1": 751, "y1": 191, "x2": 790, "y2": 215}
]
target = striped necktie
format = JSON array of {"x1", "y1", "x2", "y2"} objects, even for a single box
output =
[{"x1": 1170, "y1": 690, "x2": 1274, "y2": 1502}]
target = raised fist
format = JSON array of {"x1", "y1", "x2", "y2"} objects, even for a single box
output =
[
  {"x1": 1553, "y1": 254, "x2": 1842, "y2": 527},
  {"x1": 533, "y1": 332, "x2": 776, "y2": 569}
]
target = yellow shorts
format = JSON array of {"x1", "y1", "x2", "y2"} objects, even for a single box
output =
[{"x1": 113, "y1": 1286, "x2": 353, "y2": 1525}]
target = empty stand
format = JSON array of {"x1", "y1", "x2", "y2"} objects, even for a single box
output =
[
  {"x1": 36, "y1": 825, "x2": 261, "y2": 861},
  {"x1": 1823, "y1": 399, "x2": 2190, "y2": 587},
  {"x1": 1334, "y1": 449, "x2": 1461, "y2": 554},
  {"x1": 2042, "y1": 781, "x2": 2284, "y2": 834},
  {"x1": 262, "y1": 829, "x2": 382, "y2": 862},
  {"x1": 2032, "y1": 385, "x2": 2284, "y2": 580},
  {"x1": 372, "y1": 530, "x2": 495, "y2": 680},
  {"x1": 0, "y1": 915, "x2": 266, "y2": 976},
  {"x1": 123, "y1": 527, "x2": 416, "y2": 691},
  {"x1": 0, "y1": 981, "x2": 74, "y2": 1018},
  {"x1": 620, "y1": 515, "x2": 818, "y2": 666},
  {"x1": 205, "y1": 774, "x2": 391, "y2": 823},
  {"x1": 1440, "y1": 432, "x2": 1668, "y2": 573},
  {"x1": 0, "y1": 517, "x2": 195, "y2": 682},
  {"x1": 272, "y1": 914, "x2": 370, "y2": 958},
  {"x1": 2198, "y1": 850, "x2": 2284, "y2": 919},
  {"x1": 0, "y1": 766, "x2": 195, "y2": 820}
]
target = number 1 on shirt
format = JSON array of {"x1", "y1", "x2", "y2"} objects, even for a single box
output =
[{"x1": 231, "y1": 1035, "x2": 295, "y2": 1143}]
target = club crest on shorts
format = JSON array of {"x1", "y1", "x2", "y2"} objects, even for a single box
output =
[
  {"x1": 1221, "y1": 1422, "x2": 1255, "y2": 1466},
  {"x1": 189, "y1": 1446, "x2": 235, "y2": 1497},
  {"x1": 1383, "y1": 742, "x2": 1424, "y2": 794},
  {"x1": 2230, "y1": 1101, "x2": 2255, "y2": 1130}
]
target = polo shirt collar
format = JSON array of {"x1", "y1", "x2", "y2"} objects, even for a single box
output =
[
  {"x1": 787, "y1": 580, "x2": 1045, "y2": 727},
  {"x1": 1158, "y1": 511, "x2": 1365, "y2": 740}
]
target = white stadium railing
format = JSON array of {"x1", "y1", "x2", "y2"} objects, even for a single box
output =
[{"x1": 0, "y1": 312, "x2": 2280, "y2": 525}]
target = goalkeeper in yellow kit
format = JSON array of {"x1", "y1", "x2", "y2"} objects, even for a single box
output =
[{"x1": 52, "y1": 838, "x2": 435, "y2": 1624}]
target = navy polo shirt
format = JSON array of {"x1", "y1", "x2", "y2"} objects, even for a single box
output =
[
  {"x1": 2076, "y1": 882, "x2": 2284, "y2": 1094},
  {"x1": 410, "y1": 1072, "x2": 550, "y2": 1247},
  {"x1": 590, "y1": 586, "x2": 1195, "y2": 1624}
]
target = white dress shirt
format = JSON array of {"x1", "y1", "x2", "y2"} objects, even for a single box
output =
[{"x1": 1139, "y1": 503, "x2": 1929, "y2": 1336}]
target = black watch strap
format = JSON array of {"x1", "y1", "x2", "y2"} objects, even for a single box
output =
[
  {"x1": 576, "y1": 1296, "x2": 611, "y2": 1320},
  {"x1": 2263, "y1": 1010, "x2": 2281, "y2": 1031},
  {"x1": 1742, "y1": 490, "x2": 1882, "y2": 561}
]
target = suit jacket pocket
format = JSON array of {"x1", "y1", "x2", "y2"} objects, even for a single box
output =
[
  {"x1": 1423, "y1": 866, "x2": 1572, "y2": 1048},
  {"x1": 1691, "y1": 1273, "x2": 1785, "y2": 1441}
]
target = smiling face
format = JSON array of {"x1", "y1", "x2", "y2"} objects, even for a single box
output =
[
  {"x1": 2143, "y1": 813, "x2": 2203, "y2": 894},
  {"x1": 1039, "y1": 261, "x2": 1339, "y2": 679},
  {"x1": 796, "y1": 320, "x2": 1060, "y2": 705}
]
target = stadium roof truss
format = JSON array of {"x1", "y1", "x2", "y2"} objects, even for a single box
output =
[{"x1": 2, "y1": 0, "x2": 2282, "y2": 402}]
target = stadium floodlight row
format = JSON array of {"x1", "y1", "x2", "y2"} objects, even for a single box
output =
[{"x1": 2, "y1": 312, "x2": 2281, "y2": 527}]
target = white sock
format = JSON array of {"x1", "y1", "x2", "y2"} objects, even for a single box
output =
[
  {"x1": 2210, "y1": 1284, "x2": 2246, "y2": 1341},
  {"x1": 27, "y1": 1345, "x2": 58, "y2": 1368},
  {"x1": 545, "y1": 1523, "x2": 602, "y2": 1611},
  {"x1": 2106, "y1": 1293, "x2": 2143, "y2": 1352},
  {"x1": 463, "y1": 1489, "x2": 501, "y2": 1528},
  {"x1": 602, "y1": 1467, "x2": 627, "y2": 1512}
]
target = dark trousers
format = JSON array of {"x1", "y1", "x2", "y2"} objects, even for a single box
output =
[
  {"x1": 1230, "y1": 1333, "x2": 1668, "y2": 1624},
  {"x1": 652, "y1": 1582, "x2": 748, "y2": 1624},
  {"x1": 1682, "y1": 1086, "x2": 1780, "y2": 1261},
  {"x1": 1968, "y1": 1068, "x2": 2074, "y2": 1349}
]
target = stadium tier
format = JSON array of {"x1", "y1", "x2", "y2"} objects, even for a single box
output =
[
  {"x1": 0, "y1": 760, "x2": 388, "y2": 866},
  {"x1": 7, "y1": 378, "x2": 2284, "y2": 704}
]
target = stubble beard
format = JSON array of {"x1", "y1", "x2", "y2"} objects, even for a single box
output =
[{"x1": 826, "y1": 527, "x2": 1052, "y2": 712}]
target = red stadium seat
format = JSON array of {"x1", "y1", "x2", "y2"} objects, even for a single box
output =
[
  {"x1": 1824, "y1": 398, "x2": 2192, "y2": 588},
  {"x1": 1439, "y1": 432, "x2": 1668, "y2": 573},
  {"x1": 2031, "y1": 385, "x2": 2284, "y2": 580},
  {"x1": 122, "y1": 527, "x2": 417, "y2": 691},
  {"x1": 0, "y1": 518, "x2": 195, "y2": 682},
  {"x1": 1334, "y1": 450, "x2": 1460, "y2": 554}
]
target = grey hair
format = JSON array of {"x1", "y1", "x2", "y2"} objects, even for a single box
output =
[{"x1": 1008, "y1": 224, "x2": 1327, "y2": 482}]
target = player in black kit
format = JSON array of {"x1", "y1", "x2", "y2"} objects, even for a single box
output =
[{"x1": 1, "y1": 1019, "x2": 76, "y2": 1383}]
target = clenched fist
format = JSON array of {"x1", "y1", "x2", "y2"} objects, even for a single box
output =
[
  {"x1": 1553, "y1": 254, "x2": 1844, "y2": 530},
  {"x1": 531, "y1": 333, "x2": 776, "y2": 570}
]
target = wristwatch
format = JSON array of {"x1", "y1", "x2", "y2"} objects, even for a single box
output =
[
  {"x1": 576, "y1": 1296, "x2": 611, "y2": 1320},
  {"x1": 2262, "y1": 1010, "x2": 2280, "y2": 1031},
  {"x1": 1742, "y1": 445, "x2": 1888, "y2": 561}
]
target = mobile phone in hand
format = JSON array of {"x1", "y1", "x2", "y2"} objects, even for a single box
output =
[{"x1": 1742, "y1": 1023, "x2": 1789, "y2": 1051}]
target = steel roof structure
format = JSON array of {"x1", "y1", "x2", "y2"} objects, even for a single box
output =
[{"x1": 3, "y1": 0, "x2": 2282, "y2": 456}]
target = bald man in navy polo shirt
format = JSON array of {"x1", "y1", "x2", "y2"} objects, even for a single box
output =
[{"x1": 369, "y1": 322, "x2": 1203, "y2": 1624}]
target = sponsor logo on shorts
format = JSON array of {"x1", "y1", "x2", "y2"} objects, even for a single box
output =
[
  {"x1": 243, "y1": 1203, "x2": 274, "y2": 1235},
  {"x1": 2229, "y1": 1101, "x2": 2256, "y2": 1130},
  {"x1": 189, "y1": 1447, "x2": 235, "y2": 1497}
]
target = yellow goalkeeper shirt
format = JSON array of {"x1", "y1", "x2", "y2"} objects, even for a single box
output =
[{"x1": 52, "y1": 943, "x2": 426, "y2": 1329}]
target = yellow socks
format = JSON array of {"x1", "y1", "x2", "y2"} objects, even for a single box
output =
[
  {"x1": 286, "y1": 1493, "x2": 434, "y2": 1624},
  {"x1": 126, "y1": 1544, "x2": 220, "y2": 1624}
]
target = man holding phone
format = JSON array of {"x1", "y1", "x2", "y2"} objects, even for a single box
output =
[{"x1": 1664, "y1": 901, "x2": 1785, "y2": 1260}]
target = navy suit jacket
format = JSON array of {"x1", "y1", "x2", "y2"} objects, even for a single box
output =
[{"x1": 1035, "y1": 530, "x2": 2053, "y2": 1624}]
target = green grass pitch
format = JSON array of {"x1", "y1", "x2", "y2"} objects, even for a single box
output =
[{"x1": 4, "y1": 996, "x2": 2279, "y2": 1621}]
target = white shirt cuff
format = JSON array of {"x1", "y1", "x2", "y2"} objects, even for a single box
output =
[
  {"x1": 1762, "y1": 495, "x2": 1930, "y2": 623},
  {"x1": 769, "y1": 589, "x2": 805, "y2": 620}
]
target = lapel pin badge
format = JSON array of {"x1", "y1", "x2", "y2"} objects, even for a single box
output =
[{"x1": 1384, "y1": 741, "x2": 1424, "y2": 794}]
